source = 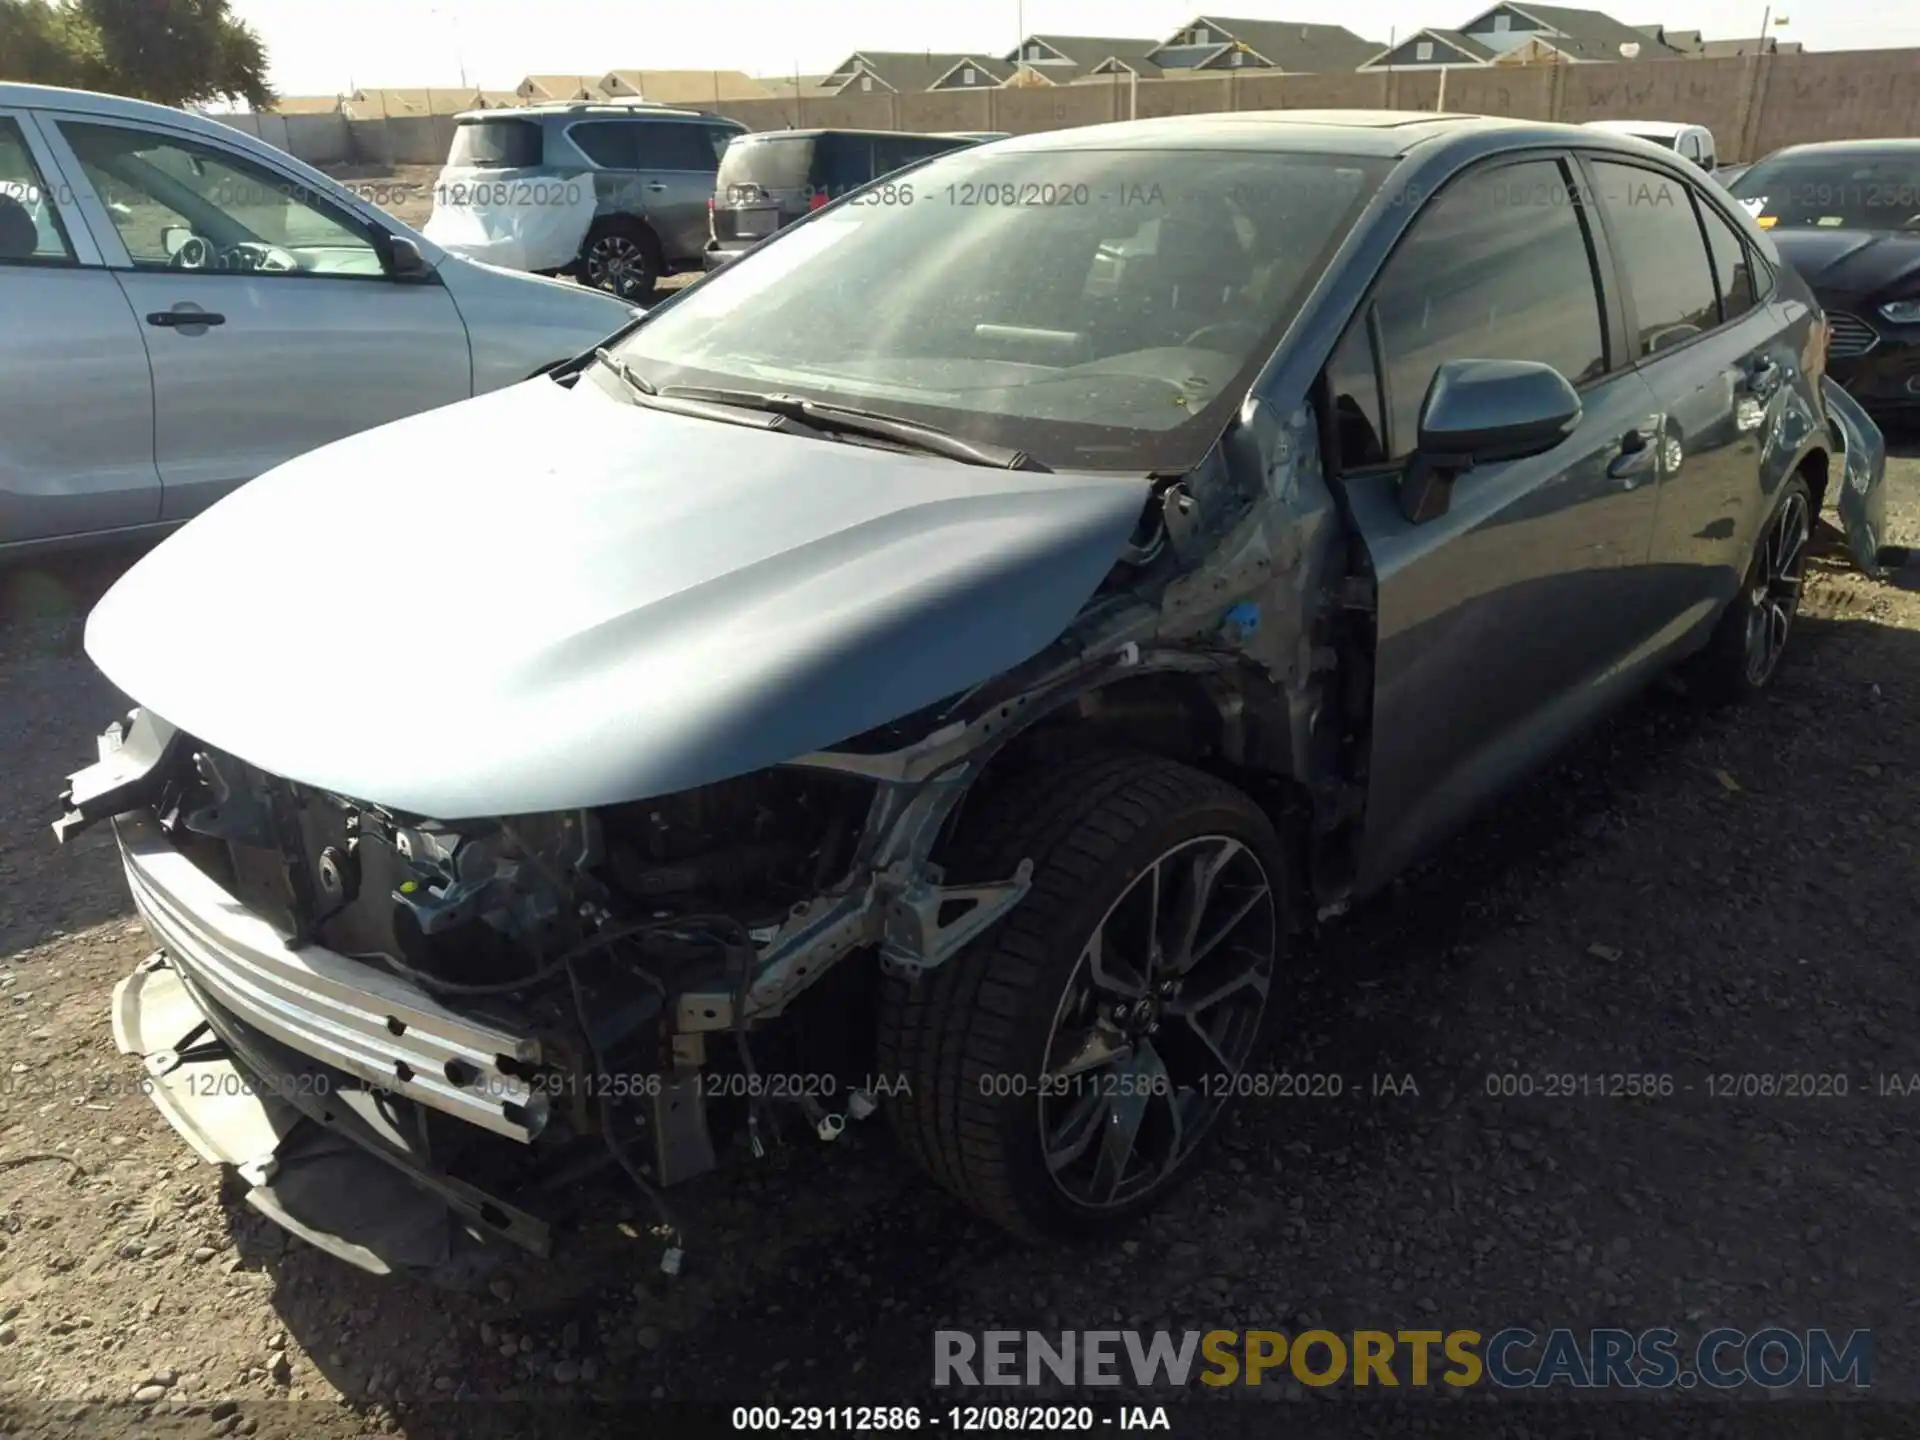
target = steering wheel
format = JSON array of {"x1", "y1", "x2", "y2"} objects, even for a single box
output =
[
  {"x1": 1182, "y1": 321, "x2": 1264, "y2": 353},
  {"x1": 167, "y1": 234, "x2": 215, "y2": 270},
  {"x1": 218, "y1": 241, "x2": 299, "y2": 273}
]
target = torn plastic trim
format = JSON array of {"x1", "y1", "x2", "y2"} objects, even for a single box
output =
[
  {"x1": 52, "y1": 707, "x2": 187, "y2": 844},
  {"x1": 1822, "y1": 375, "x2": 1890, "y2": 579},
  {"x1": 113, "y1": 811, "x2": 547, "y2": 1142}
]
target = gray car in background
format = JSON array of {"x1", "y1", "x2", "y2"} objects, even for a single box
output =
[
  {"x1": 0, "y1": 83, "x2": 636, "y2": 560},
  {"x1": 427, "y1": 103, "x2": 747, "y2": 302}
]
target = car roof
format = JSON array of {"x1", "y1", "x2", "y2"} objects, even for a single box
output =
[
  {"x1": 456, "y1": 101, "x2": 726, "y2": 122},
  {"x1": 731, "y1": 128, "x2": 973, "y2": 142},
  {"x1": 1582, "y1": 119, "x2": 1698, "y2": 137},
  {"x1": 1755, "y1": 138, "x2": 1920, "y2": 159},
  {"x1": 0, "y1": 80, "x2": 242, "y2": 128},
  {"x1": 988, "y1": 109, "x2": 1664, "y2": 160}
]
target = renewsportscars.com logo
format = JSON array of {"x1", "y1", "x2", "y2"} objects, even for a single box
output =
[{"x1": 933, "y1": 1328, "x2": 1873, "y2": 1391}]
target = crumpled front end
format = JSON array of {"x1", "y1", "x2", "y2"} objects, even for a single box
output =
[
  {"x1": 55, "y1": 700, "x2": 1048, "y2": 1280},
  {"x1": 1822, "y1": 376, "x2": 1891, "y2": 578}
]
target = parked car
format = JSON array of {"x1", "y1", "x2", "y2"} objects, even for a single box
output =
[
  {"x1": 1715, "y1": 160, "x2": 1753, "y2": 189},
  {"x1": 1728, "y1": 139, "x2": 1920, "y2": 418},
  {"x1": 0, "y1": 83, "x2": 635, "y2": 560},
  {"x1": 704, "y1": 128, "x2": 989, "y2": 270},
  {"x1": 59, "y1": 110, "x2": 1888, "y2": 1279},
  {"x1": 424, "y1": 101, "x2": 747, "y2": 303},
  {"x1": 1581, "y1": 120, "x2": 1719, "y2": 173}
]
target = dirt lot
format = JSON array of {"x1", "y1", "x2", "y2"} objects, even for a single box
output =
[{"x1": 2, "y1": 434, "x2": 1919, "y2": 1437}]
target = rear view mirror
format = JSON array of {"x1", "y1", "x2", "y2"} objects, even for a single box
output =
[{"x1": 1400, "y1": 359, "x2": 1581, "y2": 523}]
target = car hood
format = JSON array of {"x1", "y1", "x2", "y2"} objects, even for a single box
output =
[
  {"x1": 84, "y1": 379, "x2": 1150, "y2": 818},
  {"x1": 1766, "y1": 227, "x2": 1920, "y2": 300}
]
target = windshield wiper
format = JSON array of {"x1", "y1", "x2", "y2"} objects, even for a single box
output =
[
  {"x1": 593, "y1": 347, "x2": 656, "y2": 396},
  {"x1": 652, "y1": 385, "x2": 1050, "y2": 472}
]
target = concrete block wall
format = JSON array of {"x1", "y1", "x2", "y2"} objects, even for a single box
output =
[{"x1": 229, "y1": 50, "x2": 1920, "y2": 170}]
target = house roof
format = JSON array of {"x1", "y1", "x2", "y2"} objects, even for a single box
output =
[
  {"x1": 517, "y1": 74, "x2": 601, "y2": 99},
  {"x1": 597, "y1": 69, "x2": 773, "y2": 101},
  {"x1": 1363, "y1": 28, "x2": 1498, "y2": 65},
  {"x1": 928, "y1": 56, "x2": 1018, "y2": 86},
  {"x1": 1480, "y1": 4, "x2": 1686, "y2": 57},
  {"x1": 1166, "y1": 19, "x2": 1384, "y2": 72},
  {"x1": 1006, "y1": 34, "x2": 1163, "y2": 67},
  {"x1": 825, "y1": 52, "x2": 982, "y2": 92},
  {"x1": 1698, "y1": 35, "x2": 1800, "y2": 55},
  {"x1": 757, "y1": 73, "x2": 838, "y2": 95},
  {"x1": 347, "y1": 87, "x2": 496, "y2": 116}
]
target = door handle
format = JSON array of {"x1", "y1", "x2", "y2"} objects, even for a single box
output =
[
  {"x1": 644, "y1": 182, "x2": 668, "y2": 193},
  {"x1": 147, "y1": 309, "x2": 226, "y2": 328},
  {"x1": 1607, "y1": 429, "x2": 1658, "y2": 483}
]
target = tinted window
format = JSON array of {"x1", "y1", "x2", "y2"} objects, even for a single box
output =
[
  {"x1": 613, "y1": 148, "x2": 1390, "y2": 472},
  {"x1": 1372, "y1": 158, "x2": 1608, "y2": 462},
  {"x1": 1589, "y1": 160, "x2": 1719, "y2": 356},
  {"x1": 1326, "y1": 321, "x2": 1386, "y2": 470},
  {"x1": 1697, "y1": 199, "x2": 1756, "y2": 322},
  {"x1": 716, "y1": 135, "x2": 813, "y2": 191},
  {"x1": 872, "y1": 134, "x2": 965, "y2": 177},
  {"x1": 447, "y1": 119, "x2": 541, "y2": 168},
  {"x1": 1728, "y1": 149, "x2": 1920, "y2": 230},
  {"x1": 637, "y1": 121, "x2": 729, "y2": 171},
  {"x1": 0, "y1": 118, "x2": 75, "y2": 262},
  {"x1": 569, "y1": 121, "x2": 636, "y2": 168},
  {"x1": 809, "y1": 134, "x2": 875, "y2": 195}
]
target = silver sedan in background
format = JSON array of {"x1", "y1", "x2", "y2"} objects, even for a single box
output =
[{"x1": 0, "y1": 83, "x2": 637, "y2": 559}]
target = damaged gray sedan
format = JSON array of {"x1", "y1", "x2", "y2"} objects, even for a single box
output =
[{"x1": 56, "y1": 111, "x2": 1890, "y2": 1279}]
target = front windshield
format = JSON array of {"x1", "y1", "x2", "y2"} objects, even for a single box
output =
[
  {"x1": 613, "y1": 145, "x2": 1390, "y2": 471},
  {"x1": 1729, "y1": 151, "x2": 1920, "y2": 231}
]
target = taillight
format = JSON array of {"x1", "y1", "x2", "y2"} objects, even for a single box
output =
[
  {"x1": 808, "y1": 190, "x2": 829, "y2": 212},
  {"x1": 706, "y1": 195, "x2": 715, "y2": 241}
]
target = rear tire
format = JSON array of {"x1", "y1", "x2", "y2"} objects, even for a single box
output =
[
  {"x1": 876, "y1": 751, "x2": 1289, "y2": 1239},
  {"x1": 576, "y1": 218, "x2": 660, "y2": 304},
  {"x1": 1682, "y1": 476, "x2": 1812, "y2": 705}
]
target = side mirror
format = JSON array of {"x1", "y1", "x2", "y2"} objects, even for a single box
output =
[
  {"x1": 1399, "y1": 359, "x2": 1581, "y2": 523},
  {"x1": 386, "y1": 235, "x2": 430, "y2": 277},
  {"x1": 162, "y1": 225, "x2": 194, "y2": 258}
]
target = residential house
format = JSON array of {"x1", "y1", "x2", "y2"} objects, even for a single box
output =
[
  {"x1": 817, "y1": 52, "x2": 981, "y2": 94},
  {"x1": 515, "y1": 74, "x2": 603, "y2": 103},
  {"x1": 594, "y1": 69, "x2": 774, "y2": 103},
  {"x1": 927, "y1": 56, "x2": 1018, "y2": 90},
  {"x1": 1362, "y1": 4, "x2": 1686, "y2": 67},
  {"x1": 1147, "y1": 17, "x2": 1384, "y2": 72},
  {"x1": 343, "y1": 87, "x2": 511, "y2": 118},
  {"x1": 1633, "y1": 24, "x2": 1802, "y2": 55},
  {"x1": 993, "y1": 35, "x2": 1165, "y2": 86},
  {"x1": 756, "y1": 73, "x2": 842, "y2": 99}
]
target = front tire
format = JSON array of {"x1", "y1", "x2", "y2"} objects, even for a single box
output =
[
  {"x1": 877, "y1": 751, "x2": 1288, "y2": 1239},
  {"x1": 1684, "y1": 476, "x2": 1812, "y2": 704}
]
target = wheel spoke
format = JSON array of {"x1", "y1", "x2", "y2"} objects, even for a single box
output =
[
  {"x1": 1768, "y1": 599, "x2": 1791, "y2": 657},
  {"x1": 1168, "y1": 957, "x2": 1270, "y2": 1021},
  {"x1": 1179, "y1": 881, "x2": 1272, "y2": 975},
  {"x1": 1043, "y1": 1089, "x2": 1108, "y2": 1172},
  {"x1": 1083, "y1": 929, "x2": 1148, "y2": 1000},
  {"x1": 1049, "y1": 1023, "x2": 1130, "y2": 1079}
]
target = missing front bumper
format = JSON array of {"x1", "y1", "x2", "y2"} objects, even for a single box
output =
[{"x1": 115, "y1": 951, "x2": 549, "y2": 1280}]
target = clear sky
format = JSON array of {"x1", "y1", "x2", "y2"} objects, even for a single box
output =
[{"x1": 234, "y1": 0, "x2": 1912, "y2": 96}]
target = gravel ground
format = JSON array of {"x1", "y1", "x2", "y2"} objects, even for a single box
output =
[{"x1": 1, "y1": 434, "x2": 1918, "y2": 1438}]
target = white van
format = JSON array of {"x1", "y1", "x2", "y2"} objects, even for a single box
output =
[{"x1": 1581, "y1": 120, "x2": 1718, "y2": 173}]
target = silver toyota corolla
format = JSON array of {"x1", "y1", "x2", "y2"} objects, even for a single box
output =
[{"x1": 0, "y1": 83, "x2": 637, "y2": 559}]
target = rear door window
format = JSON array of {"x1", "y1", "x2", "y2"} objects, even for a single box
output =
[
  {"x1": 447, "y1": 119, "x2": 542, "y2": 168},
  {"x1": 569, "y1": 121, "x2": 639, "y2": 169},
  {"x1": 0, "y1": 117, "x2": 76, "y2": 262},
  {"x1": 636, "y1": 121, "x2": 730, "y2": 172},
  {"x1": 1588, "y1": 159, "x2": 1721, "y2": 356}
]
